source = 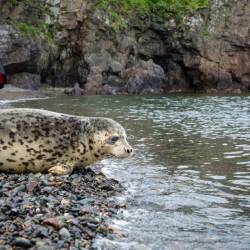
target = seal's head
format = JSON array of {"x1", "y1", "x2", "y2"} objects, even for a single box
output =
[{"x1": 89, "y1": 118, "x2": 133, "y2": 159}]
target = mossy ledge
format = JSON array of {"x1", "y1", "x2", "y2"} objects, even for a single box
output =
[{"x1": 97, "y1": 0, "x2": 209, "y2": 30}]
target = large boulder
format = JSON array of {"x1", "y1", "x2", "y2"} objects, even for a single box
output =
[
  {"x1": 84, "y1": 66, "x2": 103, "y2": 94},
  {"x1": 123, "y1": 60, "x2": 166, "y2": 94},
  {"x1": 165, "y1": 61, "x2": 190, "y2": 92},
  {"x1": 84, "y1": 50, "x2": 112, "y2": 72},
  {"x1": 9, "y1": 73, "x2": 41, "y2": 90},
  {"x1": 0, "y1": 25, "x2": 39, "y2": 74},
  {"x1": 58, "y1": 0, "x2": 87, "y2": 30}
]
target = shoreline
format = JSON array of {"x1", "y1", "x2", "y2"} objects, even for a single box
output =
[
  {"x1": 0, "y1": 168, "x2": 124, "y2": 249},
  {"x1": 0, "y1": 85, "x2": 249, "y2": 104},
  {"x1": 0, "y1": 86, "x2": 64, "y2": 103},
  {"x1": 0, "y1": 92, "x2": 125, "y2": 249}
]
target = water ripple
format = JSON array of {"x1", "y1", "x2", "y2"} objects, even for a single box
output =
[{"x1": 11, "y1": 94, "x2": 250, "y2": 250}]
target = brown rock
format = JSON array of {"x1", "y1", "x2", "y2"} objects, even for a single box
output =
[
  {"x1": 26, "y1": 181, "x2": 39, "y2": 193},
  {"x1": 123, "y1": 59, "x2": 166, "y2": 95},
  {"x1": 42, "y1": 218, "x2": 60, "y2": 230},
  {"x1": 9, "y1": 73, "x2": 41, "y2": 90},
  {"x1": 84, "y1": 67, "x2": 103, "y2": 94}
]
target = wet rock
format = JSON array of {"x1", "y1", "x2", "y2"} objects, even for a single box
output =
[
  {"x1": 0, "y1": 25, "x2": 38, "y2": 72},
  {"x1": 34, "y1": 225, "x2": 49, "y2": 238},
  {"x1": 43, "y1": 218, "x2": 60, "y2": 230},
  {"x1": 165, "y1": 61, "x2": 190, "y2": 92},
  {"x1": 35, "y1": 241, "x2": 51, "y2": 250},
  {"x1": 105, "y1": 75, "x2": 124, "y2": 88},
  {"x1": 0, "y1": 246, "x2": 10, "y2": 250},
  {"x1": 8, "y1": 73, "x2": 41, "y2": 90},
  {"x1": 0, "y1": 169, "x2": 123, "y2": 248},
  {"x1": 12, "y1": 184, "x2": 26, "y2": 195},
  {"x1": 124, "y1": 59, "x2": 166, "y2": 95},
  {"x1": 26, "y1": 181, "x2": 39, "y2": 193},
  {"x1": 9, "y1": 208, "x2": 19, "y2": 216},
  {"x1": 59, "y1": 227, "x2": 71, "y2": 239},
  {"x1": 12, "y1": 237, "x2": 32, "y2": 248},
  {"x1": 79, "y1": 207, "x2": 91, "y2": 215},
  {"x1": 84, "y1": 66, "x2": 103, "y2": 94},
  {"x1": 100, "y1": 84, "x2": 117, "y2": 95},
  {"x1": 85, "y1": 51, "x2": 112, "y2": 72},
  {"x1": 87, "y1": 223, "x2": 98, "y2": 230}
]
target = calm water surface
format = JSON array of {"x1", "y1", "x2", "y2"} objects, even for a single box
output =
[{"x1": 7, "y1": 95, "x2": 250, "y2": 249}]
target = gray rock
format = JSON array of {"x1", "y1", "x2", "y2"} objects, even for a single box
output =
[
  {"x1": 106, "y1": 75, "x2": 124, "y2": 88},
  {"x1": 12, "y1": 238, "x2": 32, "y2": 248},
  {"x1": 9, "y1": 73, "x2": 41, "y2": 90},
  {"x1": 84, "y1": 66, "x2": 103, "y2": 94},
  {"x1": 58, "y1": 0, "x2": 87, "y2": 29},
  {"x1": 85, "y1": 51, "x2": 111, "y2": 72},
  {"x1": 100, "y1": 84, "x2": 117, "y2": 95},
  {"x1": 59, "y1": 227, "x2": 71, "y2": 239},
  {"x1": 124, "y1": 60, "x2": 166, "y2": 95},
  {"x1": 0, "y1": 25, "x2": 33, "y2": 68},
  {"x1": 35, "y1": 241, "x2": 51, "y2": 250}
]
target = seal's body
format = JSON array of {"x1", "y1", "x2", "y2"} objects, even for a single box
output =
[{"x1": 0, "y1": 109, "x2": 133, "y2": 175}]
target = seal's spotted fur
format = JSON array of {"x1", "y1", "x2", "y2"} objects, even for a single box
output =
[{"x1": 0, "y1": 109, "x2": 133, "y2": 175}]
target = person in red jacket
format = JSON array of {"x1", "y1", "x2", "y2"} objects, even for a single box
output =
[
  {"x1": 0, "y1": 73, "x2": 5, "y2": 88},
  {"x1": 0, "y1": 64, "x2": 7, "y2": 89}
]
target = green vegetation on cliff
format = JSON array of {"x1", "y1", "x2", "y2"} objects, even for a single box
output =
[
  {"x1": 15, "y1": 22, "x2": 57, "y2": 43},
  {"x1": 98, "y1": 0, "x2": 209, "y2": 29},
  {"x1": 6, "y1": 0, "x2": 58, "y2": 43}
]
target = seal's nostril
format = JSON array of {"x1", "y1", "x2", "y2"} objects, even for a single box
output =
[{"x1": 126, "y1": 148, "x2": 133, "y2": 154}]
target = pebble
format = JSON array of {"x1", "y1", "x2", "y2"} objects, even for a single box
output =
[
  {"x1": 0, "y1": 168, "x2": 123, "y2": 249},
  {"x1": 12, "y1": 237, "x2": 32, "y2": 248},
  {"x1": 42, "y1": 218, "x2": 60, "y2": 230},
  {"x1": 59, "y1": 227, "x2": 71, "y2": 239},
  {"x1": 26, "y1": 181, "x2": 39, "y2": 192}
]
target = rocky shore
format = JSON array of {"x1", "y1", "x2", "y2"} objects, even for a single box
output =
[
  {"x1": 0, "y1": 86, "x2": 125, "y2": 249},
  {"x1": 0, "y1": 85, "x2": 64, "y2": 104},
  {"x1": 0, "y1": 167, "x2": 124, "y2": 249}
]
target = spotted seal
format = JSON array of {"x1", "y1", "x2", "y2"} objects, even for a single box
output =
[{"x1": 0, "y1": 109, "x2": 133, "y2": 175}]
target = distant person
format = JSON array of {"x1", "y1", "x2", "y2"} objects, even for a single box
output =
[
  {"x1": 64, "y1": 82, "x2": 85, "y2": 96},
  {"x1": 72, "y1": 82, "x2": 85, "y2": 96},
  {"x1": 0, "y1": 64, "x2": 7, "y2": 89}
]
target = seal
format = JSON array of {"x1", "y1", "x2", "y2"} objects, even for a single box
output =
[{"x1": 0, "y1": 109, "x2": 133, "y2": 175}]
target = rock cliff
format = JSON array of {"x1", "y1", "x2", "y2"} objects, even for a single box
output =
[{"x1": 0, "y1": 0, "x2": 249, "y2": 94}]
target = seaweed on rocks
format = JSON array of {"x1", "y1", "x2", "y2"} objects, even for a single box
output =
[{"x1": 0, "y1": 168, "x2": 124, "y2": 249}]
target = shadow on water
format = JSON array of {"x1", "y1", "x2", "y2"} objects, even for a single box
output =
[{"x1": 9, "y1": 95, "x2": 250, "y2": 250}]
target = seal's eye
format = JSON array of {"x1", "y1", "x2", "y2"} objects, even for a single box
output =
[{"x1": 107, "y1": 136, "x2": 119, "y2": 144}]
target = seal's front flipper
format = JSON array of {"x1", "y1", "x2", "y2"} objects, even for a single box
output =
[{"x1": 48, "y1": 164, "x2": 74, "y2": 176}]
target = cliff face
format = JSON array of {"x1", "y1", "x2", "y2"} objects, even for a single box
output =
[
  {"x1": 178, "y1": 0, "x2": 250, "y2": 93},
  {"x1": 0, "y1": 0, "x2": 249, "y2": 94}
]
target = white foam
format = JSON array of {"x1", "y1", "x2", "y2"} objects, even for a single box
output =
[{"x1": 0, "y1": 97, "x2": 49, "y2": 105}]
